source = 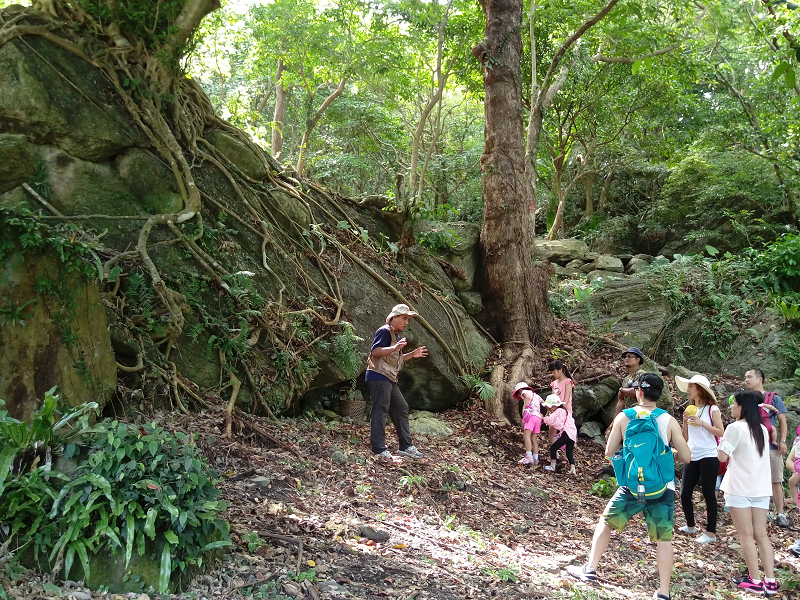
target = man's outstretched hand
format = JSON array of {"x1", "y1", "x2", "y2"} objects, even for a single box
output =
[{"x1": 406, "y1": 346, "x2": 428, "y2": 359}]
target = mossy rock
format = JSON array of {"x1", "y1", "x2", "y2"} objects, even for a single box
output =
[
  {"x1": 115, "y1": 147, "x2": 183, "y2": 215},
  {"x1": 205, "y1": 129, "x2": 267, "y2": 181},
  {"x1": 0, "y1": 133, "x2": 34, "y2": 193},
  {"x1": 0, "y1": 35, "x2": 147, "y2": 161},
  {"x1": 264, "y1": 189, "x2": 312, "y2": 235}
]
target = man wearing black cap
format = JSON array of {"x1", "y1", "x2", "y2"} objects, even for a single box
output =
[{"x1": 608, "y1": 347, "x2": 645, "y2": 432}]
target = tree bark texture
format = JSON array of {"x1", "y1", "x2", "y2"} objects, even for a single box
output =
[
  {"x1": 296, "y1": 76, "x2": 348, "y2": 174},
  {"x1": 474, "y1": 0, "x2": 552, "y2": 346}
]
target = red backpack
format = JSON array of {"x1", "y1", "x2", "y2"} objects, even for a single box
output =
[{"x1": 759, "y1": 391, "x2": 776, "y2": 435}]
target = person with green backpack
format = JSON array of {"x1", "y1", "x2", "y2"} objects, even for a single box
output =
[{"x1": 568, "y1": 373, "x2": 691, "y2": 600}]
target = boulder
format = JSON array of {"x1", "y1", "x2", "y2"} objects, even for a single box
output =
[
  {"x1": 408, "y1": 416, "x2": 453, "y2": 437},
  {"x1": 533, "y1": 238, "x2": 588, "y2": 265},
  {"x1": 205, "y1": 129, "x2": 267, "y2": 181},
  {"x1": 633, "y1": 254, "x2": 655, "y2": 263},
  {"x1": 580, "y1": 262, "x2": 596, "y2": 274},
  {"x1": 457, "y1": 291, "x2": 483, "y2": 315},
  {"x1": 594, "y1": 255, "x2": 624, "y2": 273},
  {"x1": 432, "y1": 221, "x2": 481, "y2": 292},
  {"x1": 586, "y1": 270, "x2": 624, "y2": 283},
  {"x1": 568, "y1": 278, "x2": 670, "y2": 353},
  {"x1": 0, "y1": 35, "x2": 147, "y2": 161},
  {"x1": 114, "y1": 148, "x2": 183, "y2": 214},
  {"x1": 572, "y1": 376, "x2": 620, "y2": 425},
  {"x1": 0, "y1": 252, "x2": 116, "y2": 421},
  {"x1": 615, "y1": 254, "x2": 634, "y2": 266},
  {"x1": 565, "y1": 259, "x2": 585, "y2": 270},
  {"x1": 626, "y1": 257, "x2": 650, "y2": 274},
  {"x1": 0, "y1": 134, "x2": 34, "y2": 193},
  {"x1": 579, "y1": 421, "x2": 602, "y2": 438}
]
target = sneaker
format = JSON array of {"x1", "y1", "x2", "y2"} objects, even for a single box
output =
[
  {"x1": 767, "y1": 512, "x2": 773, "y2": 524},
  {"x1": 788, "y1": 539, "x2": 800, "y2": 557},
  {"x1": 679, "y1": 525, "x2": 698, "y2": 534},
  {"x1": 544, "y1": 465, "x2": 556, "y2": 472},
  {"x1": 566, "y1": 563, "x2": 597, "y2": 583},
  {"x1": 776, "y1": 513, "x2": 789, "y2": 528},
  {"x1": 568, "y1": 465, "x2": 576, "y2": 475},
  {"x1": 696, "y1": 533, "x2": 716, "y2": 543},
  {"x1": 653, "y1": 592, "x2": 670, "y2": 600},
  {"x1": 518, "y1": 455, "x2": 536, "y2": 465},
  {"x1": 398, "y1": 445, "x2": 424, "y2": 459},
  {"x1": 763, "y1": 580, "x2": 779, "y2": 595},
  {"x1": 733, "y1": 574, "x2": 764, "y2": 594},
  {"x1": 374, "y1": 450, "x2": 396, "y2": 461}
]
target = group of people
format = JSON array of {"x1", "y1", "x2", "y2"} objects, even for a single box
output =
[{"x1": 362, "y1": 305, "x2": 798, "y2": 598}]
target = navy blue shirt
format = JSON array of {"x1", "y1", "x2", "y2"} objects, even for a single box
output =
[{"x1": 365, "y1": 328, "x2": 394, "y2": 383}]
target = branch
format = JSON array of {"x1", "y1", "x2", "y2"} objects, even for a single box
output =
[
  {"x1": 164, "y1": 0, "x2": 221, "y2": 59},
  {"x1": 592, "y1": 43, "x2": 679, "y2": 63}
]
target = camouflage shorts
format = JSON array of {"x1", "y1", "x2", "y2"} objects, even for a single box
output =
[{"x1": 602, "y1": 487, "x2": 674, "y2": 542}]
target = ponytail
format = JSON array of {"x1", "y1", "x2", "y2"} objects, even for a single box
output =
[
  {"x1": 548, "y1": 360, "x2": 573, "y2": 381},
  {"x1": 734, "y1": 390, "x2": 765, "y2": 456}
]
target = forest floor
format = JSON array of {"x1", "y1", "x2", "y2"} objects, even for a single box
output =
[{"x1": 3, "y1": 399, "x2": 800, "y2": 600}]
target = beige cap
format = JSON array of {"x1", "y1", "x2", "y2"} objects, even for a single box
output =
[{"x1": 386, "y1": 304, "x2": 419, "y2": 324}]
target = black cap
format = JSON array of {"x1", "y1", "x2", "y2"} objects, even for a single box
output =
[
  {"x1": 621, "y1": 347, "x2": 644, "y2": 362},
  {"x1": 631, "y1": 372, "x2": 664, "y2": 393}
]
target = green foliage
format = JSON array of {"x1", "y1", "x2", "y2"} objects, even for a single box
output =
[
  {"x1": 0, "y1": 393, "x2": 230, "y2": 593},
  {"x1": 751, "y1": 233, "x2": 800, "y2": 293},
  {"x1": 240, "y1": 580, "x2": 291, "y2": 600},
  {"x1": 589, "y1": 477, "x2": 618, "y2": 498},
  {"x1": 323, "y1": 322, "x2": 364, "y2": 381},
  {"x1": 399, "y1": 474, "x2": 427, "y2": 488},
  {"x1": 461, "y1": 374, "x2": 495, "y2": 401},
  {"x1": 242, "y1": 531, "x2": 264, "y2": 553}
]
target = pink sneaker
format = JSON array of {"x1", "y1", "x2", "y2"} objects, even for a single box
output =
[
  {"x1": 518, "y1": 455, "x2": 536, "y2": 465},
  {"x1": 733, "y1": 574, "x2": 764, "y2": 594}
]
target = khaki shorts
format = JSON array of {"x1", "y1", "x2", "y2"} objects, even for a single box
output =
[{"x1": 770, "y1": 449, "x2": 785, "y2": 483}]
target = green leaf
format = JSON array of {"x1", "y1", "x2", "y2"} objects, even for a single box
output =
[
  {"x1": 164, "y1": 530, "x2": 179, "y2": 545},
  {"x1": 632, "y1": 59, "x2": 643, "y2": 75},
  {"x1": 145, "y1": 507, "x2": 157, "y2": 539},
  {"x1": 786, "y1": 68, "x2": 796, "y2": 90},
  {"x1": 125, "y1": 513, "x2": 134, "y2": 567},
  {"x1": 159, "y1": 543, "x2": 172, "y2": 594},
  {"x1": 43, "y1": 583, "x2": 61, "y2": 595},
  {"x1": 0, "y1": 446, "x2": 18, "y2": 496},
  {"x1": 772, "y1": 61, "x2": 789, "y2": 82},
  {"x1": 336, "y1": 220, "x2": 351, "y2": 230},
  {"x1": 705, "y1": 245, "x2": 719, "y2": 257},
  {"x1": 74, "y1": 540, "x2": 90, "y2": 582},
  {"x1": 201, "y1": 539, "x2": 233, "y2": 551}
]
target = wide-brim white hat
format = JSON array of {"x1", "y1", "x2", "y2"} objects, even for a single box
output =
[
  {"x1": 542, "y1": 394, "x2": 563, "y2": 408},
  {"x1": 386, "y1": 303, "x2": 419, "y2": 323},
  {"x1": 675, "y1": 374, "x2": 716, "y2": 401}
]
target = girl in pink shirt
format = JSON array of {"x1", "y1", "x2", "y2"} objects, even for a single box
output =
[
  {"x1": 548, "y1": 360, "x2": 575, "y2": 446},
  {"x1": 543, "y1": 394, "x2": 577, "y2": 474},
  {"x1": 514, "y1": 382, "x2": 543, "y2": 465}
]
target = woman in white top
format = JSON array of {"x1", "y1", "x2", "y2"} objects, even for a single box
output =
[
  {"x1": 677, "y1": 374, "x2": 724, "y2": 543},
  {"x1": 718, "y1": 390, "x2": 777, "y2": 595}
]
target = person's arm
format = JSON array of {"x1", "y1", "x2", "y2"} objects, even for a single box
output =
[
  {"x1": 760, "y1": 403, "x2": 779, "y2": 414},
  {"x1": 718, "y1": 424, "x2": 740, "y2": 463},
  {"x1": 681, "y1": 413, "x2": 689, "y2": 442},
  {"x1": 668, "y1": 418, "x2": 691, "y2": 464},
  {"x1": 371, "y1": 338, "x2": 406, "y2": 358},
  {"x1": 562, "y1": 381, "x2": 573, "y2": 408},
  {"x1": 786, "y1": 446, "x2": 796, "y2": 472},
  {"x1": 604, "y1": 413, "x2": 626, "y2": 458},
  {"x1": 778, "y1": 412, "x2": 788, "y2": 454},
  {"x1": 402, "y1": 346, "x2": 427, "y2": 361}
]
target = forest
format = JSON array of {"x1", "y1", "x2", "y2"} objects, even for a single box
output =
[{"x1": 0, "y1": 0, "x2": 799, "y2": 599}]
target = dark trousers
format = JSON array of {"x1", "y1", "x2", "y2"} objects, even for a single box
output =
[
  {"x1": 680, "y1": 456, "x2": 720, "y2": 533},
  {"x1": 367, "y1": 379, "x2": 413, "y2": 454},
  {"x1": 550, "y1": 432, "x2": 575, "y2": 464}
]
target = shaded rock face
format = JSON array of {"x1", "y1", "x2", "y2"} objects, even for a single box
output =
[
  {"x1": 0, "y1": 28, "x2": 491, "y2": 416},
  {"x1": 0, "y1": 253, "x2": 116, "y2": 419},
  {"x1": 534, "y1": 238, "x2": 588, "y2": 265}
]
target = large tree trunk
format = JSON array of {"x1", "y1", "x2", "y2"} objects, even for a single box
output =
[
  {"x1": 474, "y1": 0, "x2": 553, "y2": 421},
  {"x1": 271, "y1": 59, "x2": 287, "y2": 160}
]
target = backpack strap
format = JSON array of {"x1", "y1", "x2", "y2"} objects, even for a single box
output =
[
  {"x1": 622, "y1": 408, "x2": 638, "y2": 420},
  {"x1": 763, "y1": 391, "x2": 775, "y2": 406},
  {"x1": 649, "y1": 408, "x2": 666, "y2": 419}
]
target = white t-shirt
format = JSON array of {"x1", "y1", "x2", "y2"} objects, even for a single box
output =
[
  {"x1": 688, "y1": 404, "x2": 720, "y2": 461},
  {"x1": 719, "y1": 421, "x2": 772, "y2": 497}
]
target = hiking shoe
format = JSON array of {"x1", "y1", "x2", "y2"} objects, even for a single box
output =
[
  {"x1": 733, "y1": 574, "x2": 764, "y2": 594},
  {"x1": 544, "y1": 465, "x2": 556, "y2": 472},
  {"x1": 566, "y1": 563, "x2": 596, "y2": 583},
  {"x1": 776, "y1": 513, "x2": 789, "y2": 528},
  {"x1": 398, "y1": 445, "x2": 424, "y2": 459},
  {"x1": 767, "y1": 512, "x2": 773, "y2": 524},
  {"x1": 518, "y1": 455, "x2": 536, "y2": 465},
  {"x1": 568, "y1": 465, "x2": 576, "y2": 475},
  {"x1": 653, "y1": 592, "x2": 670, "y2": 600},
  {"x1": 374, "y1": 450, "x2": 396, "y2": 462},
  {"x1": 763, "y1": 580, "x2": 779, "y2": 595},
  {"x1": 679, "y1": 525, "x2": 698, "y2": 534},
  {"x1": 788, "y1": 539, "x2": 800, "y2": 557},
  {"x1": 696, "y1": 533, "x2": 716, "y2": 543}
]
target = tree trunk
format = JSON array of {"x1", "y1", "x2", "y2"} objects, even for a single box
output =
[
  {"x1": 583, "y1": 171, "x2": 595, "y2": 217},
  {"x1": 597, "y1": 169, "x2": 614, "y2": 213},
  {"x1": 271, "y1": 59, "x2": 286, "y2": 160},
  {"x1": 547, "y1": 154, "x2": 566, "y2": 239},
  {"x1": 296, "y1": 76, "x2": 348, "y2": 174},
  {"x1": 473, "y1": 0, "x2": 553, "y2": 355}
]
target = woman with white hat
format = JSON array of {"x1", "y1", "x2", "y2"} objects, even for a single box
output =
[{"x1": 676, "y1": 374, "x2": 725, "y2": 543}]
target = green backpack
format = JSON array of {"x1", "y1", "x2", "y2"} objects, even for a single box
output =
[{"x1": 611, "y1": 408, "x2": 674, "y2": 499}]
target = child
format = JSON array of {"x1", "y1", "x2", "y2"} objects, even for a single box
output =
[
  {"x1": 786, "y1": 425, "x2": 800, "y2": 556},
  {"x1": 760, "y1": 401, "x2": 779, "y2": 447},
  {"x1": 542, "y1": 394, "x2": 577, "y2": 474},
  {"x1": 548, "y1": 360, "x2": 575, "y2": 446},
  {"x1": 513, "y1": 382, "x2": 543, "y2": 465}
]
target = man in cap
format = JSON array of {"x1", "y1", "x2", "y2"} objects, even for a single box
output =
[
  {"x1": 606, "y1": 347, "x2": 645, "y2": 435},
  {"x1": 569, "y1": 373, "x2": 691, "y2": 600},
  {"x1": 365, "y1": 304, "x2": 428, "y2": 461}
]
